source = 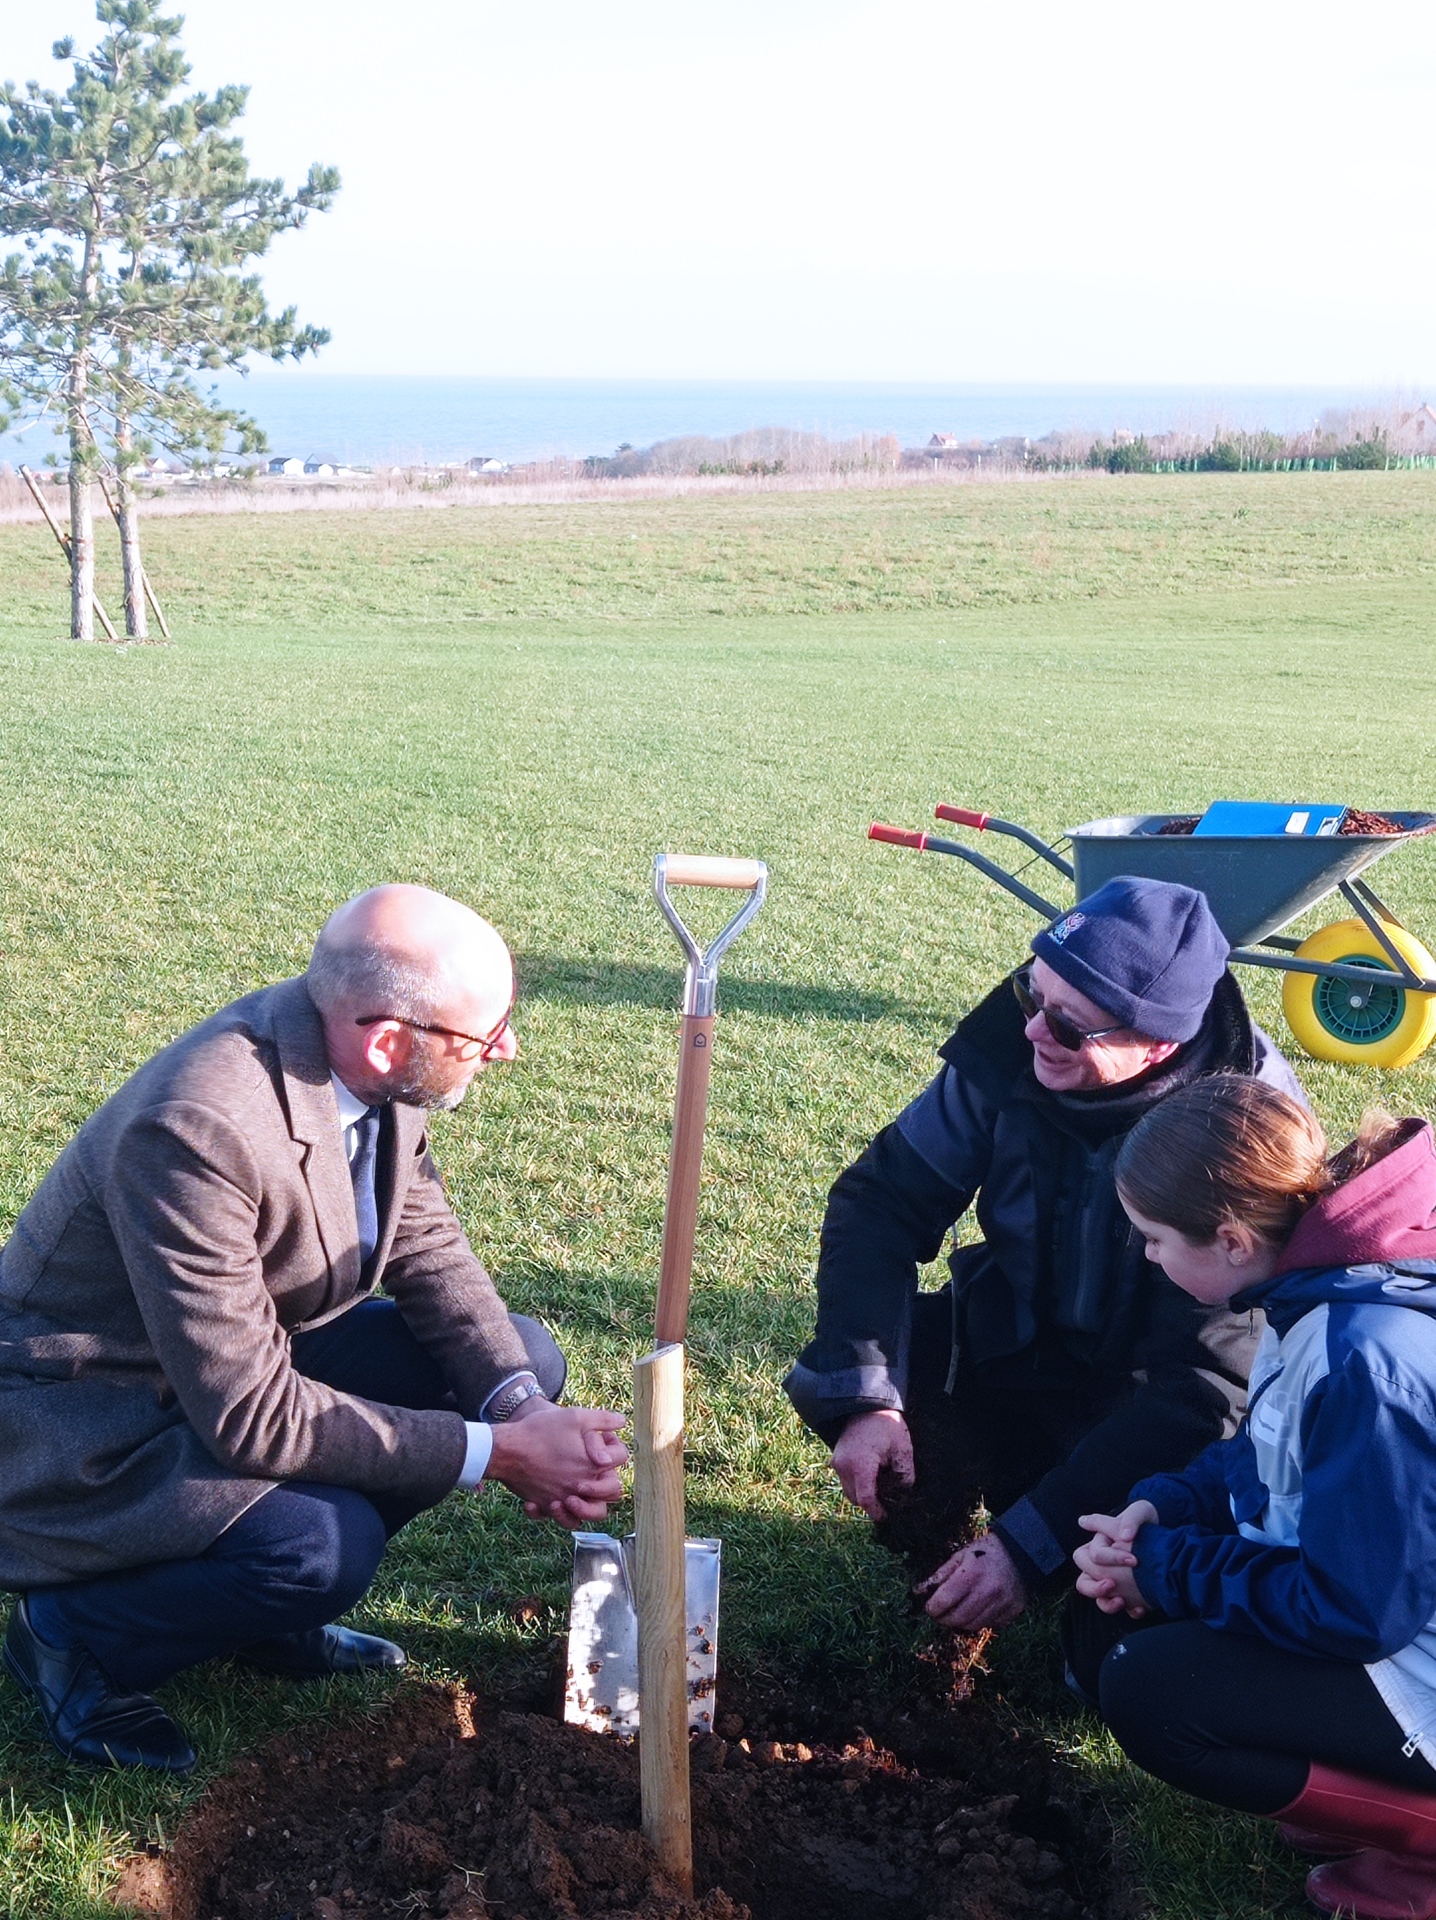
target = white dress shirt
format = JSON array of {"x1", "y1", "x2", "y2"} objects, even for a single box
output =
[{"x1": 331, "y1": 1074, "x2": 495, "y2": 1488}]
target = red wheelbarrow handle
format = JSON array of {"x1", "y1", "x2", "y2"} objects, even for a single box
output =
[
  {"x1": 868, "y1": 822, "x2": 930, "y2": 849},
  {"x1": 868, "y1": 821, "x2": 1066, "y2": 921},
  {"x1": 934, "y1": 805, "x2": 991, "y2": 830}
]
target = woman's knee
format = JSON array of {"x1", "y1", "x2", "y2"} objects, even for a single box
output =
[
  {"x1": 1096, "y1": 1630, "x2": 1151, "y2": 1743},
  {"x1": 1061, "y1": 1593, "x2": 1133, "y2": 1707},
  {"x1": 1098, "y1": 1622, "x2": 1209, "y2": 1772}
]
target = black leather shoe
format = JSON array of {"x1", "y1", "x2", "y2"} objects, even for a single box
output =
[
  {"x1": 234, "y1": 1624, "x2": 407, "y2": 1678},
  {"x1": 2, "y1": 1597, "x2": 196, "y2": 1773}
]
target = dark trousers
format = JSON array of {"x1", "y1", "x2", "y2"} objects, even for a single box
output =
[
  {"x1": 1063, "y1": 1604, "x2": 1436, "y2": 1815},
  {"x1": 877, "y1": 1290, "x2": 1110, "y2": 1576},
  {"x1": 26, "y1": 1300, "x2": 565, "y2": 1693}
]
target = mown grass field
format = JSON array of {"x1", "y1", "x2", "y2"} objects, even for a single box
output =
[{"x1": 2, "y1": 471, "x2": 1435, "y2": 1918}]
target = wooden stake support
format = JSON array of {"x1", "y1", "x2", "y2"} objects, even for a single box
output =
[
  {"x1": 98, "y1": 475, "x2": 171, "y2": 639},
  {"x1": 20, "y1": 466, "x2": 120, "y2": 642},
  {"x1": 633, "y1": 1342, "x2": 692, "y2": 1897}
]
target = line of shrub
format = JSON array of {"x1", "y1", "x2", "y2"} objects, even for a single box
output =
[{"x1": 1082, "y1": 432, "x2": 1431, "y2": 475}]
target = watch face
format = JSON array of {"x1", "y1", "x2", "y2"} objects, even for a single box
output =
[{"x1": 494, "y1": 1377, "x2": 541, "y2": 1420}]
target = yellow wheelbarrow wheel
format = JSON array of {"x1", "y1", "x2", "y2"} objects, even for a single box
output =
[{"x1": 1281, "y1": 918, "x2": 1436, "y2": 1068}]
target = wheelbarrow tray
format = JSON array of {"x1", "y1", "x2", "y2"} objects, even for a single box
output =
[{"x1": 1068, "y1": 813, "x2": 1436, "y2": 947}]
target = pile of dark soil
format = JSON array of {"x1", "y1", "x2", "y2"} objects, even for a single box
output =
[
  {"x1": 1155, "y1": 808, "x2": 1407, "y2": 837},
  {"x1": 122, "y1": 1679, "x2": 1137, "y2": 1920}
]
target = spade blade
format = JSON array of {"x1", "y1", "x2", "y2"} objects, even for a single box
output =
[{"x1": 564, "y1": 1531, "x2": 720, "y2": 1737}]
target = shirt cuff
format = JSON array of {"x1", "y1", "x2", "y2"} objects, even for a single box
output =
[
  {"x1": 455, "y1": 1421, "x2": 495, "y2": 1490},
  {"x1": 991, "y1": 1495, "x2": 1068, "y2": 1584}
]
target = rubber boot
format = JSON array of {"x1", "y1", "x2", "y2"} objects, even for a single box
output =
[
  {"x1": 1272, "y1": 1762, "x2": 1436, "y2": 1919},
  {"x1": 1274, "y1": 1820, "x2": 1356, "y2": 1859}
]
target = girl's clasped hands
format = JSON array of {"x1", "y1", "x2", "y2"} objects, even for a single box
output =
[{"x1": 1073, "y1": 1500, "x2": 1158, "y2": 1616}]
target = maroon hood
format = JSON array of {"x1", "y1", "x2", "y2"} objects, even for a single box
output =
[{"x1": 1275, "y1": 1117, "x2": 1436, "y2": 1275}]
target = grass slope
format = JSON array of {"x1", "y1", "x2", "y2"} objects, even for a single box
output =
[
  {"x1": 1, "y1": 474, "x2": 1435, "y2": 1916},
  {"x1": 2, "y1": 470, "x2": 1436, "y2": 627}
]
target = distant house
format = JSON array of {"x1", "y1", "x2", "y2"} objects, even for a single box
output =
[
  {"x1": 915, "y1": 432, "x2": 982, "y2": 469},
  {"x1": 268, "y1": 455, "x2": 304, "y2": 476},
  {"x1": 467, "y1": 455, "x2": 509, "y2": 474},
  {"x1": 1393, "y1": 404, "x2": 1436, "y2": 454},
  {"x1": 138, "y1": 454, "x2": 186, "y2": 479},
  {"x1": 303, "y1": 456, "x2": 338, "y2": 477}
]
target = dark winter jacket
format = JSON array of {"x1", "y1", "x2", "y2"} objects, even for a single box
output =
[
  {"x1": 1131, "y1": 1119, "x2": 1436, "y2": 1767},
  {"x1": 783, "y1": 969, "x2": 1304, "y2": 1591}
]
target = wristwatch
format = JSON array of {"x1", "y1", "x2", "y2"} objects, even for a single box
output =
[{"x1": 486, "y1": 1372, "x2": 546, "y2": 1423}]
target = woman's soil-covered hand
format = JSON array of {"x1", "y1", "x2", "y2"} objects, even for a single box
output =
[
  {"x1": 916, "y1": 1535, "x2": 1027, "y2": 1632},
  {"x1": 831, "y1": 1408, "x2": 914, "y2": 1520}
]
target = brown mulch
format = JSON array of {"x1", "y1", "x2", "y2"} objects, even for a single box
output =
[
  {"x1": 1340, "y1": 809, "x2": 1407, "y2": 837},
  {"x1": 1155, "y1": 808, "x2": 1407, "y2": 837},
  {"x1": 111, "y1": 1678, "x2": 1140, "y2": 1920}
]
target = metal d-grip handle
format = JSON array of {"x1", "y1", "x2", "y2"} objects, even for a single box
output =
[
  {"x1": 652, "y1": 853, "x2": 767, "y2": 1017},
  {"x1": 651, "y1": 852, "x2": 767, "y2": 1348}
]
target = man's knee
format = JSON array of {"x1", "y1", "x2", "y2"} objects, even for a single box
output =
[
  {"x1": 216, "y1": 1486, "x2": 387, "y2": 1615},
  {"x1": 510, "y1": 1312, "x2": 567, "y2": 1402}
]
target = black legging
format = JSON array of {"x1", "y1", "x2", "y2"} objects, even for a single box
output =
[{"x1": 1074, "y1": 1612, "x2": 1436, "y2": 1815}]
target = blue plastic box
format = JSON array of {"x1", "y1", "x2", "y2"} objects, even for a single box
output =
[{"x1": 1193, "y1": 801, "x2": 1347, "y2": 839}]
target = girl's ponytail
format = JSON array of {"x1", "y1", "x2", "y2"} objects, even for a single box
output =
[{"x1": 1325, "y1": 1109, "x2": 1408, "y2": 1187}]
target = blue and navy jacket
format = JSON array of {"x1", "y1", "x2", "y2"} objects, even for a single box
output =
[{"x1": 1132, "y1": 1120, "x2": 1436, "y2": 1766}]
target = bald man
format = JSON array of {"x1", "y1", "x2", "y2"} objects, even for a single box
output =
[{"x1": 0, "y1": 886, "x2": 626, "y2": 1773}]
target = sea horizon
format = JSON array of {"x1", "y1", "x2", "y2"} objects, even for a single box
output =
[{"x1": 0, "y1": 376, "x2": 1417, "y2": 471}]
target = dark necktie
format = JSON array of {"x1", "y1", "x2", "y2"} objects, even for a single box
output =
[{"x1": 349, "y1": 1106, "x2": 381, "y2": 1268}]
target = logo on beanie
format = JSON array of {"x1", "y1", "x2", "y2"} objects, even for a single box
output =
[{"x1": 1049, "y1": 911, "x2": 1086, "y2": 944}]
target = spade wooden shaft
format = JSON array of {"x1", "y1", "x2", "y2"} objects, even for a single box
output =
[
  {"x1": 654, "y1": 1014, "x2": 714, "y2": 1347},
  {"x1": 634, "y1": 1343, "x2": 692, "y2": 1895}
]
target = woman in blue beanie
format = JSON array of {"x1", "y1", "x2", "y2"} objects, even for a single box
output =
[{"x1": 784, "y1": 874, "x2": 1306, "y2": 1638}]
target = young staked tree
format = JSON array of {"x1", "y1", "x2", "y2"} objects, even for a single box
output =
[{"x1": 0, "y1": 2, "x2": 338, "y2": 638}]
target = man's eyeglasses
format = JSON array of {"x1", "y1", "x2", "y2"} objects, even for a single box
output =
[
  {"x1": 1012, "y1": 969, "x2": 1126, "y2": 1053},
  {"x1": 355, "y1": 1006, "x2": 514, "y2": 1063}
]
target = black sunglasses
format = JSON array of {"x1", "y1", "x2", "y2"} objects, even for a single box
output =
[{"x1": 1012, "y1": 969, "x2": 1126, "y2": 1053}]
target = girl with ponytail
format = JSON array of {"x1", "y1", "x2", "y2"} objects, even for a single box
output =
[{"x1": 1071, "y1": 1077, "x2": 1436, "y2": 1920}]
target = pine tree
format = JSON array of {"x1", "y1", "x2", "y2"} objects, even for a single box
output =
[{"x1": 0, "y1": 2, "x2": 338, "y2": 638}]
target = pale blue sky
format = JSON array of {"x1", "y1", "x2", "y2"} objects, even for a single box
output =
[{"x1": 5, "y1": 1, "x2": 1434, "y2": 383}]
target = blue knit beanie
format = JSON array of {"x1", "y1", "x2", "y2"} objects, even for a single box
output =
[{"x1": 1030, "y1": 876, "x2": 1230, "y2": 1043}]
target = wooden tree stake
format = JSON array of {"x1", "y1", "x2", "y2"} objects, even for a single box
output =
[
  {"x1": 98, "y1": 475, "x2": 171, "y2": 639},
  {"x1": 633, "y1": 1342, "x2": 692, "y2": 1897},
  {"x1": 20, "y1": 466, "x2": 120, "y2": 642}
]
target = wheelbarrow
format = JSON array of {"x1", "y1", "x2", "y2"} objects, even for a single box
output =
[{"x1": 869, "y1": 804, "x2": 1436, "y2": 1068}]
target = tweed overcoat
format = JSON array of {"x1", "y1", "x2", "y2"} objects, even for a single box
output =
[{"x1": 0, "y1": 976, "x2": 530, "y2": 1588}]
